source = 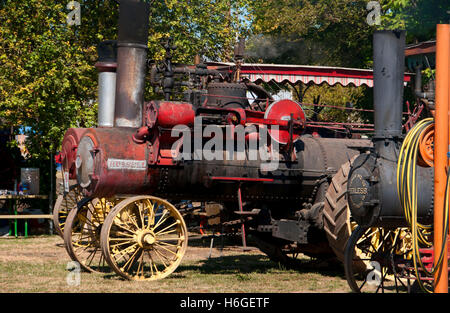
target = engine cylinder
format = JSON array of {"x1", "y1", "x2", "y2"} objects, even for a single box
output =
[{"x1": 207, "y1": 82, "x2": 250, "y2": 109}]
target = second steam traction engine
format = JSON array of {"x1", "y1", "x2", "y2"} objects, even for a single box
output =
[{"x1": 58, "y1": 0, "x2": 376, "y2": 281}]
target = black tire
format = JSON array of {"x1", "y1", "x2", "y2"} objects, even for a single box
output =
[{"x1": 322, "y1": 156, "x2": 358, "y2": 262}]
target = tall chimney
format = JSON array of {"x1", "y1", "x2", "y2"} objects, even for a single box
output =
[
  {"x1": 114, "y1": 0, "x2": 150, "y2": 128},
  {"x1": 373, "y1": 30, "x2": 406, "y2": 142},
  {"x1": 96, "y1": 40, "x2": 117, "y2": 127}
]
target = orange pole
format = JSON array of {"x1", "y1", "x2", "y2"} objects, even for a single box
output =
[{"x1": 434, "y1": 24, "x2": 450, "y2": 293}]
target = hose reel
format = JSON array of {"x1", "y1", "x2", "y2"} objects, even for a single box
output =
[{"x1": 397, "y1": 118, "x2": 450, "y2": 292}]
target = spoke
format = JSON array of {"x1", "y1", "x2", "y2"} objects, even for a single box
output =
[
  {"x1": 147, "y1": 251, "x2": 161, "y2": 275},
  {"x1": 98, "y1": 251, "x2": 105, "y2": 269},
  {"x1": 154, "y1": 249, "x2": 170, "y2": 268},
  {"x1": 156, "y1": 229, "x2": 179, "y2": 236},
  {"x1": 158, "y1": 236, "x2": 183, "y2": 242},
  {"x1": 375, "y1": 266, "x2": 389, "y2": 293},
  {"x1": 112, "y1": 243, "x2": 138, "y2": 261},
  {"x1": 122, "y1": 248, "x2": 142, "y2": 272},
  {"x1": 73, "y1": 231, "x2": 95, "y2": 244},
  {"x1": 396, "y1": 275, "x2": 408, "y2": 289},
  {"x1": 369, "y1": 241, "x2": 381, "y2": 254},
  {"x1": 137, "y1": 251, "x2": 145, "y2": 278},
  {"x1": 153, "y1": 209, "x2": 170, "y2": 230},
  {"x1": 110, "y1": 240, "x2": 135, "y2": 248},
  {"x1": 357, "y1": 229, "x2": 378, "y2": 245},
  {"x1": 137, "y1": 201, "x2": 146, "y2": 228},
  {"x1": 110, "y1": 237, "x2": 136, "y2": 241},
  {"x1": 154, "y1": 243, "x2": 178, "y2": 256},
  {"x1": 147, "y1": 251, "x2": 155, "y2": 277},
  {"x1": 358, "y1": 246, "x2": 374, "y2": 256},
  {"x1": 155, "y1": 221, "x2": 179, "y2": 235},
  {"x1": 74, "y1": 243, "x2": 91, "y2": 253},
  {"x1": 357, "y1": 273, "x2": 368, "y2": 291},
  {"x1": 112, "y1": 221, "x2": 136, "y2": 234},
  {"x1": 111, "y1": 230, "x2": 135, "y2": 238},
  {"x1": 157, "y1": 241, "x2": 179, "y2": 248},
  {"x1": 394, "y1": 272, "x2": 399, "y2": 293},
  {"x1": 85, "y1": 246, "x2": 99, "y2": 267},
  {"x1": 145, "y1": 200, "x2": 156, "y2": 229},
  {"x1": 87, "y1": 202, "x2": 101, "y2": 221},
  {"x1": 128, "y1": 211, "x2": 141, "y2": 230},
  {"x1": 78, "y1": 213, "x2": 96, "y2": 228}
]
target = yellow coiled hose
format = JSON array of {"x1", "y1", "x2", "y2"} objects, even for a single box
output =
[{"x1": 397, "y1": 118, "x2": 449, "y2": 293}]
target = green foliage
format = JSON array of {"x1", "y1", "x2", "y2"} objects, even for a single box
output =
[
  {"x1": 0, "y1": 0, "x2": 251, "y2": 162},
  {"x1": 148, "y1": 0, "x2": 253, "y2": 63},
  {"x1": 247, "y1": 0, "x2": 377, "y2": 126},
  {"x1": 1, "y1": 0, "x2": 445, "y2": 164},
  {"x1": 248, "y1": 0, "x2": 375, "y2": 68},
  {"x1": 381, "y1": 0, "x2": 450, "y2": 42},
  {"x1": 301, "y1": 84, "x2": 371, "y2": 124},
  {"x1": 0, "y1": 0, "x2": 118, "y2": 161}
]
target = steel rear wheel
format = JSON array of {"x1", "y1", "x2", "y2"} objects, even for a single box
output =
[
  {"x1": 63, "y1": 197, "x2": 118, "y2": 273},
  {"x1": 344, "y1": 226, "x2": 411, "y2": 293},
  {"x1": 53, "y1": 184, "x2": 83, "y2": 238},
  {"x1": 100, "y1": 196, "x2": 188, "y2": 281}
]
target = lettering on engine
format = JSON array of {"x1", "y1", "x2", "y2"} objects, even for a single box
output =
[{"x1": 107, "y1": 158, "x2": 146, "y2": 171}]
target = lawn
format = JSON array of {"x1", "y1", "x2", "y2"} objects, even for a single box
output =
[{"x1": 0, "y1": 235, "x2": 350, "y2": 293}]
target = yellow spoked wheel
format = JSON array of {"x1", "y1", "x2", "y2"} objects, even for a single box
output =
[
  {"x1": 53, "y1": 184, "x2": 83, "y2": 238},
  {"x1": 63, "y1": 197, "x2": 120, "y2": 273},
  {"x1": 100, "y1": 196, "x2": 188, "y2": 281},
  {"x1": 344, "y1": 226, "x2": 413, "y2": 293}
]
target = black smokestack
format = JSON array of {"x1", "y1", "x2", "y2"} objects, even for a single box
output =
[
  {"x1": 114, "y1": 0, "x2": 150, "y2": 128},
  {"x1": 373, "y1": 30, "x2": 406, "y2": 140}
]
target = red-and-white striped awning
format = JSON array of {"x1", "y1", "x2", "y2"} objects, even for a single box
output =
[{"x1": 207, "y1": 62, "x2": 413, "y2": 87}]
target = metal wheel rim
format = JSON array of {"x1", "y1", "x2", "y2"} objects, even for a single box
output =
[
  {"x1": 100, "y1": 195, "x2": 188, "y2": 281},
  {"x1": 344, "y1": 226, "x2": 411, "y2": 293},
  {"x1": 63, "y1": 197, "x2": 116, "y2": 273},
  {"x1": 53, "y1": 184, "x2": 83, "y2": 238}
]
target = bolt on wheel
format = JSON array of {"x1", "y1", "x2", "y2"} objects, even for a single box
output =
[
  {"x1": 100, "y1": 195, "x2": 188, "y2": 281},
  {"x1": 344, "y1": 226, "x2": 412, "y2": 293},
  {"x1": 64, "y1": 197, "x2": 120, "y2": 273}
]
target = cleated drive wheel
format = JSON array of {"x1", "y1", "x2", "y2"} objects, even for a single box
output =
[
  {"x1": 53, "y1": 184, "x2": 83, "y2": 238},
  {"x1": 100, "y1": 196, "x2": 188, "y2": 281},
  {"x1": 344, "y1": 226, "x2": 412, "y2": 293},
  {"x1": 323, "y1": 156, "x2": 358, "y2": 262},
  {"x1": 63, "y1": 197, "x2": 120, "y2": 273}
]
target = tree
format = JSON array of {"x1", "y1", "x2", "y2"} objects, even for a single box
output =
[
  {"x1": 248, "y1": 0, "x2": 375, "y2": 68},
  {"x1": 0, "y1": 0, "x2": 251, "y2": 162},
  {"x1": 381, "y1": 0, "x2": 450, "y2": 42}
]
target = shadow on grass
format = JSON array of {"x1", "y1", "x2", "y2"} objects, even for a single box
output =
[
  {"x1": 176, "y1": 253, "x2": 346, "y2": 279},
  {"x1": 101, "y1": 253, "x2": 346, "y2": 281},
  {"x1": 99, "y1": 236, "x2": 346, "y2": 281}
]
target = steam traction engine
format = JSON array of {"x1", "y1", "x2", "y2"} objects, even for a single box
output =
[{"x1": 56, "y1": 0, "x2": 377, "y2": 281}]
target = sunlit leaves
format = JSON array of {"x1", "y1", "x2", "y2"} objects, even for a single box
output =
[{"x1": 0, "y1": 0, "x2": 251, "y2": 160}]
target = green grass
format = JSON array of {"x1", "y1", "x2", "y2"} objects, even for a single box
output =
[{"x1": 0, "y1": 235, "x2": 351, "y2": 293}]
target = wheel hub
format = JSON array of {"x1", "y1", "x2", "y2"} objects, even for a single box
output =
[{"x1": 136, "y1": 229, "x2": 156, "y2": 248}]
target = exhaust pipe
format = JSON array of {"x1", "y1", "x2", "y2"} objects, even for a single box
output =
[
  {"x1": 373, "y1": 30, "x2": 405, "y2": 145},
  {"x1": 347, "y1": 30, "x2": 434, "y2": 227},
  {"x1": 114, "y1": 0, "x2": 150, "y2": 128},
  {"x1": 96, "y1": 40, "x2": 117, "y2": 127}
]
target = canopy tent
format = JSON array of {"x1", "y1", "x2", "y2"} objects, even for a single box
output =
[
  {"x1": 404, "y1": 40, "x2": 436, "y2": 71},
  {"x1": 206, "y1": 62, "x2": 413, "y2": 88}
]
